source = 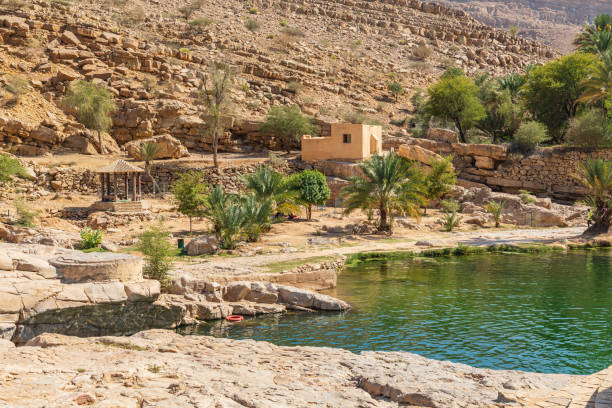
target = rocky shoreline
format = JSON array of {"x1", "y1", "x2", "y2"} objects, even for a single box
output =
[{"x1": 1, "y1": 329, "x2": 609, "y2": 408}]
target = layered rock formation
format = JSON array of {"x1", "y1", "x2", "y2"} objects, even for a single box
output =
[
  {"x1": 0, "y1": 0, "x2": 554, "y2": 158},
  {"x1": 0, "y1": 243, "x2": 348, "y2": 344},
  {"x1": 0, "y1": 329, "x2": 608, "y2": 407}
]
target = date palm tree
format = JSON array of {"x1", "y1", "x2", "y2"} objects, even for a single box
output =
[
  {"x1": 140, "y1": 141, "x2": 161, "y2": 192},
  {"x1": 577, "y1": 158, "x2": 612, "y2": 234},
  {"x1": 341, "y1": 152, "x2": 426, "y2": 232},
  {"x1": 574, "y1": 14, "x2": 612, "y2": 54},
  {"x1": 243, "y1": 166, "x2": 297, "y2": 215},
  {"x1": 580, "y1": 51, "x2": 612, "y2": 106}
]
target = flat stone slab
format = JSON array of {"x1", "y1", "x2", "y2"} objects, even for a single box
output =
[{"x1": 49, "y1": 252, "x2": 143, "y2": 282}]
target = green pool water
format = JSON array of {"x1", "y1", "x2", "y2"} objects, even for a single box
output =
[{"x1": 181, "y1": 251, "x2": 612, "y2": 375}]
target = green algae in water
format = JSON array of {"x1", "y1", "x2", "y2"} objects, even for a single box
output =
[{"x1": 181, "y1": 251, "x2": 612, "y2": 375}]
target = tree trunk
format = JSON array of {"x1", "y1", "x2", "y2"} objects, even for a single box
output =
[
  {"x1": 379, "y1": 205, "x2": 389, "y2": 231},
  {"x1": 213, "y1": 129, "x2": 219, "y2": 170},
  {"x1": 98, "y1": 130, "x2": 104, "y2": 155},
  {"x1": 455, "y1": 120, "x2": 466, "y2": 143},
  {"x1": 189, "y1": 216, "x2": 193, "y2": 234},
  {"x1": 307, "y1": 203, "x2": 312, "y2": 221}
]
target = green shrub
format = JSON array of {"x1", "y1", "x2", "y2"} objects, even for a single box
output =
[
  {"x1": 412, "y1": 45, "x2": 432, "y2": 60},
  {"x1": 248, "y1": 7, "x2": 258, "y2": 14},
  {"x1": 512, "y1": 121, "x2": 547, "y2": 153},
  {"x1": 565, "y1": 110, "x2": 612, "y2": 148},
  {"x1": 440, "y1": 198, "x2": 460, "y2": 213},
  {"x1": 289, "y1": 170, "x2": 330, "y2": 220},
  {"x1": 138, "y1": 223, "x2": 174, "y2": 288},
  {"x1": 3, "y1": 74, "x2": 29, "y2": 105},
  {"x1": 189, "y1": 17, "x2": 214, "y2": 30},
  {"x1": 0, "y1": 155, "x2": 27, "y2": 184},
  {"x1": 486, "y1": 200, "x2": 505, "y2": 228},
  {"x1": 80, "y1": 227, "x2": 103, "y2": 249},
  {"x1": 282, "y1": 26, "x2": 305, "y2": 37},
  {"x1": 442, "y1": 211, "x2": 461, "y2": 232},
  {"x1": 12, "y1": 199, "x2": 37, "y2": 227},
  {"x1": 260, "y1": 106, "x2": 320, "y2": 152},
  {"x1": 245, "y1": 18, "x2": 260, "y2": 31}
]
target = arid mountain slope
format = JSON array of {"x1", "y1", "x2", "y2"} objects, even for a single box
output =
[
  {"x1": 437, "y1": 0, "x2": 611, "y2": 52},
  {"x1": 0, "y1": 0, "x2": 554, "y2": 157}
]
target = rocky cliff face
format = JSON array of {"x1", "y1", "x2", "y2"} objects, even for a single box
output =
[
  {"x1": 437, "y1": 0, "x2": 611, "y2": 52},
  {"x1": 0, "y1": 0, "x2": 554, "y2": 158}
]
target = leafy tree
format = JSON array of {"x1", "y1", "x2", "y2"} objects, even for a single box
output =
[
  {"x1": 574, "y1": 14, "x2": 612, "y2": 54},
  {"x1": 476, "y1": 75, "x2": 523, "y2": 143},
  {"x1": 440, "y1": 67, "x2": 465, "y2": 79},
  {"x1": 580, "y1": 51, "x2": 612, "y2": 106},
  {"x1": 260, "y1": 106, "x2": 319, "y2": 153},
  {"x1": 200, "y1": 63, "x2": 233, "y2": 170},
  {"x1": 172, "y1": 171, "x2": 207, "y2": 233},
  {"x1": 0, "y1": 154, "x2": 27, "y2": 184},
  {"x1": 341, "y1": 152, "x2": 426, "y2": 232},
  {"x1": 63, "y1": 80, "x2": 116, "y2": 155},
  {"x1": 512, "y1": 121, "x2": 548, "y2": 153},
  {"x1": 522, "y1": 52, "x2": 598, "y2": 142},
  {"x1": 289, "y1": 170, "x2": 330, "y2": 221},
  {"x1": 424, "y1": 156, "x2": 456, "y2": 213},
  {"x1": 486, "y1": 200, "x2": 505, "y2": 228},
  {"x1": 425, "y1": 74, "x2": 486, "y2": 143},
  {"x1": 243, "y1": 166, "x2": 297, "y2": 214},
  {"x1": 577, "y1": 157, "x2": 612, "y2": 234},
  {"x1": 387, "y1": 81, "x2": 405, "y2": 102},
  {"x1": 138, "y1": 222, "x2": 174, "y2": 288}
]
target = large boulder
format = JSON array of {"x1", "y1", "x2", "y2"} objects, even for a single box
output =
[
  {"x1": 425, "y1": 128, "x2": 459, "y2": 143},
  {"x1": 185, "y1": 235, "x2": 218, "y2": 256},
  {"x1": 125, "y1": 134, "x2": 189, "y2": 160},
  {"x1": 398, "y1": 144, "x2": 442, "y2": 166}
]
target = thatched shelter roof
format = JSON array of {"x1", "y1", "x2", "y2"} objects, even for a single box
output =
[{"x1": 96, "y1": 160, "x2": 144, "y2": 174}]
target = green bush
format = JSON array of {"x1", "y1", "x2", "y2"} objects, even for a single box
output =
[
  {"x1": 512, "y1": 121, "x2": 547, "y2": 153},
  {"x1": 189, "y1": 17, "x2": 214, "y2": 31},
  {"x1": 442, "y1": 211, "x2": 461, "y2": 232},
  {"x1": 440, "y1": 198, "x2": 460, "y2": 213},
  {"x1": 565, "y1": 110, "x2": 612, "y2": 148},
  {"x1": 138, "y1": 223, "x2": 174, "y2": 288},
  {"x1": 12, "y1": 199, "x2": 37, "y2": 227},
  {"x1": 486, "y1": 200, "x2": 505, "y2": 228},
  {"x1": 0, "y1": 155, "x2": 27, "y2": 184},
  {"x1": 245, "y1": 18, "x2": 260, "y2": 31},
  {"x1": 260, "y1": 106, "x2": 319, "y2": 152},
  {"x1": 80, "y1": 226, "x2": 103, "y2": 249}
]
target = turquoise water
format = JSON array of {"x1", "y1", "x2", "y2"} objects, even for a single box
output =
[{"x1": 181, "y1": 252, "x2": 612, "y2": 374}]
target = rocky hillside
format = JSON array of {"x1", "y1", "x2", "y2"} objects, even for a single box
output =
[
  {"x1": 0, "y1": 0, "x2": 554, "y2": 158},
  {"x1": 437, "y1": 0, "x2": 611, "y2": 52}
]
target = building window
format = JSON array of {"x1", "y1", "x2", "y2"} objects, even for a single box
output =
[{"x1": 343, "y1": 134, "x2": 352, "y2": 144}]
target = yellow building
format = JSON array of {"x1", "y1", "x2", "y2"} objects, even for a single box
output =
[{"x1": 301, "y1": 123, "x2": 383, "y2": 161}]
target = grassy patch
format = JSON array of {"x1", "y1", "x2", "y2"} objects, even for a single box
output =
[
  {"x1": 263, "y1": 256, "x2": 335, "y2": 274},
  {"x1": 346, "y1": 243, "x2": 567, "y2": 266}
]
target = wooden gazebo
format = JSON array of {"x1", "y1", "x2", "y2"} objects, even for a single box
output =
[{"x1": 92, "y1": 160, "x2": 145, "y2": 212}]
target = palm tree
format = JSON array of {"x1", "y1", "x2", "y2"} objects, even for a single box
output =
[
  {"x1": 140, "y1": 141, "x2": 161, "y2": 192},
  {"x1": 341, "y1": 152, "x2": 426, "y2": 232},
  {"x1": 574, "y1": 14, "x2": 612, "y2": 54},
  {"x1": 497, "y1": 73, "x2": 526, "y2": 99},
  {"x1": 204, "y1": 184, "x2": 235, "y2": 233},
  {"x1": 580, "y1": 51, "x2": 612, "y2": 106},
  {"x1": 240, "y1": 194, "x2": 273, "y2": 242},
  {"x1": 485, "y1": 200, "x2": 505, "y2": 228},
  {"x1": 577, "y1": 158, "x2": 612, "y2": 234},
  {"x1": 243, "y1": 166, "x2": 297, "y2": 214}
]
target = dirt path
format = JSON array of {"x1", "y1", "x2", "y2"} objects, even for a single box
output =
[{"x1": 178, "y1": 227, "x2": 585, "y2": 277}]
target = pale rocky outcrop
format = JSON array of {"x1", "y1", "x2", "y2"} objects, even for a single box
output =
[
  {"x1": 124, "y1": 134, "x2": 189, "y2": 160},
  {"x1": 0, "y1": 329, "x2": 606, "y2": 408},
  {"x1": 184, "y1": 235, "x2": 219, "y2": 256}
]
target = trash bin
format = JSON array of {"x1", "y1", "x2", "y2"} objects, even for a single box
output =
[{"x1": 177, "y1": 238, "x2": 184, "y2": 251}]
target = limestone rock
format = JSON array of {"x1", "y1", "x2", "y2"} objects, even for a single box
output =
[
  {"x1": 185, "y1": 235, "x2": 218, "y2": 256},
  {"x1": 124, "y1": 134, "x2": 189, "y2": 160},
  {"x1": 276, "y1": 284, "x2": 350, "y2": 311},
  {"x1": 398, "y1": 144, "x2": 442, "y2": 166}
]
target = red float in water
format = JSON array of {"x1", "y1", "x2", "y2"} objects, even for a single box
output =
[{"x1": 225, "y1": 315, "x2": 244, "y2": 322}]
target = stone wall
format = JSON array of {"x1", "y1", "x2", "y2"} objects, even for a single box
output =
[{"x1": 401, "y1": 132, "x2": 605, "y2": 201}]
